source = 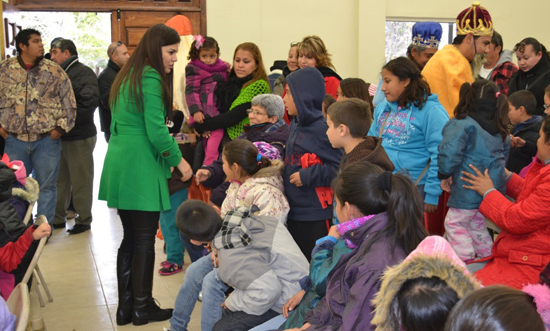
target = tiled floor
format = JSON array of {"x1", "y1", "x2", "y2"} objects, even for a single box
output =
[{"x1": 37, "y1": 123, "x2": 203, "y2": 331}]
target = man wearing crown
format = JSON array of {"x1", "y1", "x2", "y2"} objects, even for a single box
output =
[{"x1": 422, "y1": 2, "x2": 494, "y2": 117}]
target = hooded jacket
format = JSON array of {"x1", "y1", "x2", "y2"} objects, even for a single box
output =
[
  {"x1": 487, "y1": 50, "x2": 519, "y2": 96},
  {"x1": 221, "y1": 160, "x2": 289, "y2": 225},
  {"x1": 340, "y1": 136, "x2": 395, "y2": 172},
  {"x1": 0, "y1": 163, "x2": 26, "y2": 247},
  {"x1": 508, "y1": 115, "x2": 544, "y2": 174},
  {"x1": 438, "y1": 100, "x2": 511, "y2": 209},
  {"x1": 284, "y1": 67, "x2": 344, "y2": 221},
  {"x1": 509, "y1": 56, "x2": 550, "y2": 115},
  {"x1": 185, "y1": 58, "x2": 228, "y2": 118},
  {"x1": 60, "y1": 55, "x2": 99, "y2": 141},
  {"x1": 368, "y1": 94, "x2": 449, "y2": 205},
  {"x1": 371, "y1": 236, "x2": 482, "y2": 331},
  {"x1": 212, "y1": 206, "x2": 309, "y2": 316}
]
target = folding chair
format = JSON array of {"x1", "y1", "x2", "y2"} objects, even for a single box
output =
[
  {"x1": 6, "y1": 282, "x2": 30, "y2": 331},
  {"x1": 20, "y1": 215, "x2": 49, "y2": 331},
  {"x1": 20, "y1": 181, "x2": 53, "y2": 307}
]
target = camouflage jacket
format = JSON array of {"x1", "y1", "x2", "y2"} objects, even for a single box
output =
[{"x1": 0, "y1": 56, "x2": 76, "y2": 142}]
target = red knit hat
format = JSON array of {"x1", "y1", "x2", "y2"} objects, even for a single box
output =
[{"x1": 456, "y1": 2, "x2": 493, "y2": 37}]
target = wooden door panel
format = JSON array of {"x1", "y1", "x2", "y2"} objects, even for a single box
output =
[{"x1": 2, "y1": 2, "x2": 22, "y2": 59}]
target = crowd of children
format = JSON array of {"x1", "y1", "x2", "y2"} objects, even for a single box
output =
[
  {"x1": 3, "y1": 2, "x2": 550, "y2": 330},
  {"x1": 162, "y1": 9, "x2": 550, "y2": 328}
]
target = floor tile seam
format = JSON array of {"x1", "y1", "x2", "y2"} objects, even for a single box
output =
[{"x1": 89, "y1": 240, "x2": 117, "y2": 330}]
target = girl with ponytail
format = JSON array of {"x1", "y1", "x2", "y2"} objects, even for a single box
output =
[
  {"x1": 298, "y1": 161, "x2": 427, "y2": 331},
  {"x1": 438, "y1": 79, "x2": 510, "y2": 263},
  {"x1": 221, "y1": 139, "x2": 289, "y2": 224}
]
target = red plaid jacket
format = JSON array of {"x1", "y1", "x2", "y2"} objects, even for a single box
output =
[{"x1": 490, "y1": 61, "x2": 519, "y2": 96}]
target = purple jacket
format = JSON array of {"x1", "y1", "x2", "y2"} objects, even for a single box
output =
[
  {"x1": 304, "y1": 212, "x2": 406, "y2": 331},
  {"x1": 185, "y1": 58, "x2": 228, "y2": 117}
]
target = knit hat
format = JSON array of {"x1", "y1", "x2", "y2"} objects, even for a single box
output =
[
  {"x1": 456, "y1": 2, "x2": 494, "y2": 36},
  {"x1": 253, "y1": 141, "x2": 281, "y2": 161},
  {"x1": 411, "y1": 22, "x2": 443, "y2": 49}
]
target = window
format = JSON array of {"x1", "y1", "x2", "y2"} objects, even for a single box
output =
[{"x1": 385, "y1": 21, "x2": 457, "y2": 63}]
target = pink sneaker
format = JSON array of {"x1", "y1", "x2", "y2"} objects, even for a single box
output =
[
  {"x1": 159, "y1": 260, "x2": 171, "y2": 268},
  {"x1": 158, "y1": 262, "x2": 183, "y2": 276}
]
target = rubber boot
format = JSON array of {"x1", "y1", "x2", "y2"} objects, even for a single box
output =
[
  {"x1": 131, "y1": 250, "x2": 173, "y2": 326},
  {"x1": 116, "y1": 249, "x2": 133, "y2": 325}
]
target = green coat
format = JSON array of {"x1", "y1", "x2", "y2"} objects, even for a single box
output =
[{"x1": 98, "y1": 67, "x2": 182, "y2": 212}]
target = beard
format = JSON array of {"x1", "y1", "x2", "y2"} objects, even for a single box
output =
[
  {"x1": 35, "y1": 55, "x2": 44, "y2": 64},
  {"x1": 471, "y1": 53, "x2": 487, "y2": 79}
]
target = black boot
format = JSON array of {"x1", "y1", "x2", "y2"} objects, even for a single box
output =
[
  {"x1": 131, "y1": 250, "x2": 173, "y2": 326},
  {"x1": 116, "y1": 249, "x2": 133, "y2": 325}
]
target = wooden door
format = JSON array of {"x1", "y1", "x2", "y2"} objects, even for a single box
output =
[
  {"x1": 9, "y1": 0, "x2": 206, "y2": 50},
  {"x1": 2, "y1": 2, "x2": 22, "y2": 59}
]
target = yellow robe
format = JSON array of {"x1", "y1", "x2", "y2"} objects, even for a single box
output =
[{"x1": 422, "y1": 45, "x2": 474, "y2": 118}]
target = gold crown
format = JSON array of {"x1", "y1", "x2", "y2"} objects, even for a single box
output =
[{"x1": 456, "y1": 2, "x2": 494, "y2": 37}]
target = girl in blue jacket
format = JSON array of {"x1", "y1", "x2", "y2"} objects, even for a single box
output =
[
  {"x1": 438, "y1": 79, "x2": 510, "y2": 262},
  {"x1": 368, "y1": 57, "x2": 449, "y2": 213}
]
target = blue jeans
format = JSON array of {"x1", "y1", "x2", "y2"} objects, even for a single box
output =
[
  {"x1": 170, "y1": 255, "x2": 227, "y2": 331},
  {"x1": 179, "y1": 231, "x2": 207, "y2": 263},
  {"x1": 4, "y1": 134, "x2": 62, "y2": 226},
  {"x1": 248, "y1": 314, "x2": 286, "y2": 331}
]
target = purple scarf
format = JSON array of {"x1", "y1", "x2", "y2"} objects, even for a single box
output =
[
  {"x1": 337, "y1": 214, "x2": 376, "y2": 249},
  {"x1": 190, "y1": 58, "x2": 228, "y2": 74}
]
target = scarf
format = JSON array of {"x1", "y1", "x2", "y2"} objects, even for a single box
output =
[
  {"x1": 337, "y1": 214, "x2": 376, "y2": 249},
  {"x1": 215, "y1": 73, "x2": 253, "y2": 113}
]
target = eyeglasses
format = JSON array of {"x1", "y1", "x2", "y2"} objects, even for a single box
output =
[
  {"x1": 246, "y1": 109, "x2": 269, "y2": 116},
  {"x1": 111, "y1": 41, "x2": 122, "y2": 56}
]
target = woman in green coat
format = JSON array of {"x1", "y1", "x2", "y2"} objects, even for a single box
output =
[{"x1": 98, "y1": 24, "x2": 192, "y2": 326}]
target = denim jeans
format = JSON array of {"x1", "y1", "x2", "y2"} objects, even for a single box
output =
[
  {"x1": 248, "y1": 314, "x2": 286, "y2": 331},
  {"x1": 179, "y1": 231, "x2": 207, "y2": 263},
  {"x1": 159, "y1": 188, "x2": 188, "y2": 265},
  {"x1": 4, "y1": 134, "x2": 62, "y2": 226},
  {"x1": 170, "y1": 255, "x2": 227, "y2": 331}
]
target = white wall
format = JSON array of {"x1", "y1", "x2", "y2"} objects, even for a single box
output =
[{"x1": 207, "y1": 0, "x2": 550, "y2": 84}]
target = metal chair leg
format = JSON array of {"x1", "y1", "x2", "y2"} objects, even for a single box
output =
[{"x1": 35, "y1": 265, "x2": 53, "y2": 303}]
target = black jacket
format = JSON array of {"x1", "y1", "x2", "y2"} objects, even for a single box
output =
[
  {"x1": 0, "y1": 162, "x2": 26, "y2": 246},
  {"x1": 507, "y1": 115, "x2": 544, "y2": 174},
  {"x1": 97, "y1": 60, "x2": 121, "y2": 134},
  {"x1": 508, "y1": 57, "x2": 550, "y2": 116},
  {"x1": 61, "y1": 55, "x2": 99, "y2": 140}
]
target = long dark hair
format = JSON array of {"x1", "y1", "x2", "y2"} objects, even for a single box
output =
[
  {"x1": 223, "y1": 140, "x2": 271, "y2": 176},
  {"x1": 383, "y1": 57, "x2": 431, "y2": 110},
  {"x1": 454, "y1": 79, "x2": 509, "y2": 141},
  {"x1": 445, "y1": 285, "x2": 545, "y2": 331},
  {"x1": 110, "y1": 24, "x2": 180, "y2": 118},
  {"x1": 333, "y1": 161, "x2": 427, "y2": 255}
]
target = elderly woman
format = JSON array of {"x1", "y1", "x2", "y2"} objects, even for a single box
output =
[{"x1": 196, "y1": 94, "x2": 289, "y2": 205}]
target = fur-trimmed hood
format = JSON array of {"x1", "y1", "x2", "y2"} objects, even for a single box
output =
[
  {"x1": 371, "y1": 236, "x2": 482, "y2": 331},
  {"x1": 12, "y1": 177, "x2": 39, "y2": 203}
]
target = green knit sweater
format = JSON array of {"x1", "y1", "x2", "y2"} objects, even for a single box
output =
[{"x1": 227, "y1": 79, "x2": 270, "y2": 140}]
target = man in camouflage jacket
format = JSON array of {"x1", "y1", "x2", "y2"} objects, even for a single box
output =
[{"x1": 0, "y1": 29, "x2": 76, "y2": 227}]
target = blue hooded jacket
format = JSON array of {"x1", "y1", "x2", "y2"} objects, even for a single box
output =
[
  {"x1": 284, "y1": 67, "x2": 344, "y2": 221},
  {"x1": 368, "y1": 94, "x2": 449, "y2": 205}
]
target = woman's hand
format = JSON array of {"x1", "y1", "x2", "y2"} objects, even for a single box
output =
[
  {"x1": 290, "y1": 172, "x2": 303, "y2": 187},
  {"x1": 283, "y1": 290, "x2": 306, "y2": 318},
  {"x1": 424, "y1": 203, "x2": 438, "y2": 213},
  {"x1": 33, "y1": 223, "x2": 51, "y2": 240},
  {"x1": 177, "y1": 158, "x2": 193, "y2": 182},
  {"x1": 461, "y1": 164, "x2": 495, "y2": 196},
  {"x1": 440, "y1": 177, "x2": 452, "y2": 193},
  {"x1": 202, "y1": 131, "x2": 211, "y2": 139}
]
